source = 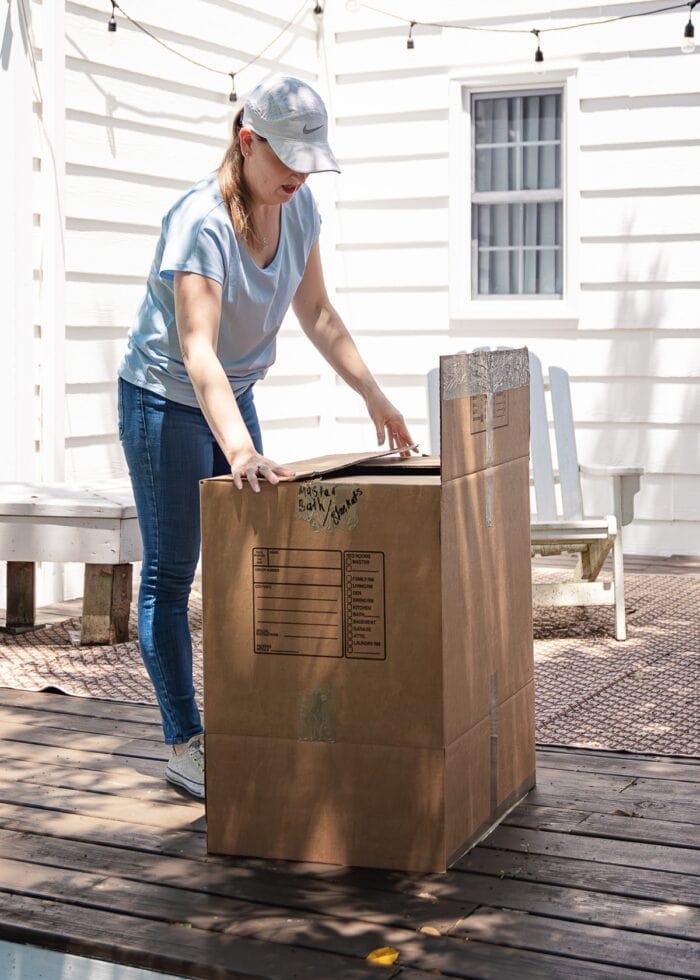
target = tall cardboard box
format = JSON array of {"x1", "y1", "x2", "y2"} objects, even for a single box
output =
[{"x1": 201, "y1": 348, "x2": 535, "y2": 873}]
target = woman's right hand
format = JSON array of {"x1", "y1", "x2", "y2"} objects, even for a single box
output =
[{"x1": 229, "y1": 449, "x2": 296, "y2": 493}]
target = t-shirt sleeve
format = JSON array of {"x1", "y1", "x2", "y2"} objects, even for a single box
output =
[
  {"x1": 158, "y1": 206, "x2": 228, "y2": 285},
  {"x1": 311, "y1": 193, "x2": 322, "y2": 247}
]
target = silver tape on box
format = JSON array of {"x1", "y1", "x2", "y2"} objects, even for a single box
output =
[
  {"x1": 442, "y1": 348, "x2": 530, "y2": 401},
  {"x1": 442, "y1": 349, "x2": 529, "y2": 529}
]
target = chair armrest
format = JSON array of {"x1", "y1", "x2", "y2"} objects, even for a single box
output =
[
  {"x1": 579, "y1": 464, "x2": 644, "y2": 478},
  {"x1": 579, "y1": 466, "x2": 643, "y2": 528}
]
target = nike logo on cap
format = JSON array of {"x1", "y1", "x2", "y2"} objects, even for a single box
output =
[{"x1": 303, "y1": 123, "x2": 324, "y2": 134}]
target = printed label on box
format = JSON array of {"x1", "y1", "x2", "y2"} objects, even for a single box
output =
[
  {"x1": 344, "y1": 551, "x2": 386, "y2": 660},
  {"x1": 470, "y1": 391, "x2": 509, "y2": 434},
  {"x1": 253, "y1": 547, "x2": 385, "y2": 659}
]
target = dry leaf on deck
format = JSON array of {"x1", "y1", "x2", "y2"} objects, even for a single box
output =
[{"x1": 366, "y1": 946, "x2": 400, "y2": 965}]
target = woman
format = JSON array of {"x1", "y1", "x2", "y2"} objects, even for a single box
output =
[{"x1": 118, "y1": 75, "x2": 414, "y2": 799}]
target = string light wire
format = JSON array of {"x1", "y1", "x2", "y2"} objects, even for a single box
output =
[
  {"x1": 104, "y1": 2, "x2": 695, "y2": 90},
  {"x1": 109, "y1": 0, "x2": 310, "y2": 86},
  {"x1": 356, "y1": 1, "x2": 690, "y2": 38}
]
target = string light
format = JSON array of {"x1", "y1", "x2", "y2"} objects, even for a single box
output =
[
  {"x1": 532, "y1": 28, "x2": 543, "y2": 63},
  {"x1": 682, "y1": 0, "x2": 697, "y2": 51},
  {"x1": 354, "y1": 2, "x2": 690, "y2": 63},
  {"x1": 103, "y1": 1, "x2": 695, "y2": 91},
  {"x1": 406, "y1": 21, "x2": 416, "y2": 50},
  {"x1": 106, "y1": 0, "x2": 309, "y2": 101}
]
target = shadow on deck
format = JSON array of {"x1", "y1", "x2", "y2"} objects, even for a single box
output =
[{"x1": 0, "y1": 688, "x2": 696, "y2": 978}]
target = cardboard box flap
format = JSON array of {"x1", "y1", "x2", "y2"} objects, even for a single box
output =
[
  {"x1": 348, "y1": 454, "x2": 439, "y2": 477},
  {"x1": 284, "y1": 446, "x2": 419, "y2": 482},
  {"x1": 440, "y1": 349, "x2": 530, "y2": 482},
  {"x1": 203, "y1": 446, "x2": 424, "y2": 487}
]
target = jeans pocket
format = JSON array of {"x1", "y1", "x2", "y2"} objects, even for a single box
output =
[{"x1": 117, "y1": 378, "x2": 125, "y2": 440}]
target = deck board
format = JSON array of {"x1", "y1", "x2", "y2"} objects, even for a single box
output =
[{"x1": 0, "y1": 690, "x2": 697, "y2": 979}]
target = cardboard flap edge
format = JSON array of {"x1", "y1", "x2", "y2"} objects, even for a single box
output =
[
  {"x1": 284, "y1": 446, "x2": 420, "y2": 482},
  {"x1": 439, "y1": 348, "x2": 530, "y2": 483},
  {"x1": 203, "y1": 447, "x2": 421, "y2": 486}
]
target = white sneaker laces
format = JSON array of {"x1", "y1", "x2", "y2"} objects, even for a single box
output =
[{"x1": 187, "y1": 735, "x2": 204, "y2": 773}]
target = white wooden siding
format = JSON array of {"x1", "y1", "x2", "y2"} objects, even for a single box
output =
[
  {"x1": 323, "y1": 0, "x2": 700, "y2": 556},
  {"x1": 10, "y1": 0, "x2": 326, "y2": 602},
  {"x1": 61, "y1": 0, "x2": 323, "y2": 500}
]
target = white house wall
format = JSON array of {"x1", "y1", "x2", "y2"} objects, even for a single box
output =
[
  {"x1": 7, "y1": 0, "x2": 700, "y2": 612},
  {"x1": 324, "y1": 0, "x2": 700, "y2": 557},
  {"x1": 61, "y1": 0, "x2": 327, "y2": 489},
  {"x1": 10, "y1": 0, "x2": 328, "y2": 602}
]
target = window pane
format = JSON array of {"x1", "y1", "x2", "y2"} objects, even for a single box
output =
[
  {"x1": 493, "y1": 203, "x2": 511, "y2": 247},
  {"x1": 476, "y1": 96, "x2": 561, "y2": 193},
  {"x1": 475, "y1": 203, "x2": 526, "y2": 247},
  {"x1": 473, "y1": 202, "x2": 562, "y2": 297},
  {"x1": 540, "y1": 143, "x2": 559, "y2": 190},
  {"x1": 492, "y1": 98, "x2": 510, "y2": 143},
  {"x1": 522, "y1": 144, "x2": 539, "y2": 190},
  {"x1": 474, "y1": 98, "x2": 494, "y2": 144},
  {"x1": 539, "y1": 201, "x2": 559, "y2": 246},
  {"x1": 522, "y1": 142, "x2": 560, "y2": 190},
  {"x1": 471, "y1": 89, "x2": 564, "y2": 298},
  {"x1": 536, "y1": 249, "x2": 558, "y2": 294},
  {"x1": 521, "y1": 248, "x2": 562, "y2": 295},
  {"x1": 475, "y1": 146, "x2": 518, "y2": 191},
  {"x1": 522, "y1": 95, "x2": 541, "y2": 142},
  {"x1": 540, "y1": 93, "x2": 561, "y2": 141},
  {"x1": 523, "y1": 202, "x2": 540, "y2": 246},
  {"x1": 523, "y1": 247, "x2": 537, "y2": 294},
  {"x1": 491, "y1": 251, "x2": 512, "y2": 294},
  {"x1": 474, "y1": 96, "x2": 525, "y2": 145}
]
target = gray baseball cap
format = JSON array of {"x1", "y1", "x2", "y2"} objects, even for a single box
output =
[{"x1": 242, "y1": 75, "x2": 340, "y2": 174}]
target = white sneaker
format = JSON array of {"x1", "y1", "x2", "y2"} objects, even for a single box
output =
[{"x1": 166, "y1": 733, "x2": 205, "y2": 799}]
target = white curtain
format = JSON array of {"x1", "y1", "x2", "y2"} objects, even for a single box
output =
[{"x1": 473, "y1": 93, "x2": 562, "y2": 295}]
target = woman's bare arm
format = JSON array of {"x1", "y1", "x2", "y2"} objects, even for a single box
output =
[
  {"x1": 292, "y1": 243, "x2": 415, "y2": 452},
  {"x1": 174, "y1": 271, "x2": 293, "y2": 490}
]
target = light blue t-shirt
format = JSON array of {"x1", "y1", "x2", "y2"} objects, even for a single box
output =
[{"x1": 119, "y1": 172, "x2": 321, "y2": 406}]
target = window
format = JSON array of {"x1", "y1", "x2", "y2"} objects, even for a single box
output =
[
  {"x1": 448, "y1": 68, "x2": 578, "y2": 321},
  {"x1": 472, "y1": 91, "x2": 562, "y2": 298}
]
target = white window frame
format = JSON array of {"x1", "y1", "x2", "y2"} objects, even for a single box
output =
[{"x1": 449, "y1": 66, "x2": 579, "y2": 323}]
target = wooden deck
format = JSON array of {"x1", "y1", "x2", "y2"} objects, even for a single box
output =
[{"x1": 0, "y1": 689, "x2": 697, "y2": 979}]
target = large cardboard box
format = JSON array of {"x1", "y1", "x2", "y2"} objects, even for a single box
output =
[{"x1": 201, "y1": 348, "x2": 535, "y2": 873}]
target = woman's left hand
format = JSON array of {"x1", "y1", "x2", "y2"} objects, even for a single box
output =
[{"x1": 365, "y1": 389, "x2": 416, "y2": 456}]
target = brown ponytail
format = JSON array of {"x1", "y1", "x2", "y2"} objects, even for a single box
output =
[{"x1": 217, "y1": 108, "x2": 262, "y2": 249}]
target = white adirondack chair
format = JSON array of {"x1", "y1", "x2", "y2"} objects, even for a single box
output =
[
  {"x1": 427, "y1": 351, "x2": 643, "y2": 641},
  {"x1": 527, "y1": 353, "x2": 643, "y2": 641}
]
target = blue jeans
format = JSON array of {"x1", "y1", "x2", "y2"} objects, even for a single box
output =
[{"x1": 118, "y1": 377, "x2": 262, "y2": 744}]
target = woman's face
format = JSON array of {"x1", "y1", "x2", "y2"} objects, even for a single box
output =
[{"x1": 240, "y1": 128, "x2": 308, "y2": 206}]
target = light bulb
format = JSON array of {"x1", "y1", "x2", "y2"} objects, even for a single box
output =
[
  {"x1": 531, "y1": 29, "x2": 544, "y2": 69},
  {"x1": 682, "y1": 19, "x2": 696, "y2": 53},
  {"x1": 407, "y1": 21, "x2": 415, "y2": 50}
]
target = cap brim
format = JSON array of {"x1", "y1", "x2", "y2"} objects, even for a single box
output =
[{"x1": 266, "y1": 136, "x2": 341, "y2": 175}]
